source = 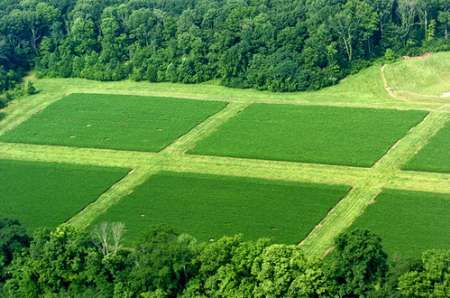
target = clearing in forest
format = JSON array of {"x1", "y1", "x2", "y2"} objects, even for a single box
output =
[
  {"x1": 0, "y1": 159, "x2": 128, "y2": 231},
  {"x1": 350, "y1": 190, "x2": 450, "y2": 258},
  {"x1": 0, "y1": 93, "x2": 227, "y2": 152},
  {"x1": 404, "y1": 121, "x2": 450, "y2": 173},
  {"x1": 190, "y1": 104, "x2": 428, "y2": 167},
  {"x1": 1, "y1": 56, "x2": 449, "y2": 258},
  {"x1": 92, "y1": 172, "x2": 350, "y2": 244}
]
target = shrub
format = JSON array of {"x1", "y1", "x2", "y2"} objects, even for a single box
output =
[
  {"x1": 384, "y1": 49, "x2": 397, "y2": 63},
  {"x1": 0, "y1": 98, "x2": 6, "y2": 109},
  {"x1": 24, "y1": 81, "x2": 37, "y2": 95}
]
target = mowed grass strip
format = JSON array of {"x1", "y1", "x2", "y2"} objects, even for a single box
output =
[
  {"x1": 190, "y1": 104, "x2": 428, "y2": 167},
  {"x1": 92, "y1": 172, "x2": 350, "y2": 244},
  {"x1": 351, "y1": 190, "x2": 450, "y2": 259},
  {"x1": 0, "y1": 93, "x2": 226, "y2": 152},
  {"x1": 404, "y1": 121, "x2": 450, "y2": 173},
  {"x1": 0, "y1": 159, "x2": 128, "y2": 231}
]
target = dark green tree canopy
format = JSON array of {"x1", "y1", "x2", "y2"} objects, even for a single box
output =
[
  {"x1": 330, "y1": 229, "x2": 389, "y2": 297},
  {"x1": 0, "y1": 221, "x2": 449, "y2": 297},
  {"x1": 0, "y1": 0, "x2": 449, "y2": 95},
  {"x1": 0, "y1": 218, "x2": 30, "y2": 281}
]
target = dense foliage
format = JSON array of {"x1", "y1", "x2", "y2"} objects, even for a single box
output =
[
  {"x1": 0, "y1": 0, "x2": 449, "y2": 95},
  {"x1": 1, "y1": 219, "x2": 449, "y2": 297}
]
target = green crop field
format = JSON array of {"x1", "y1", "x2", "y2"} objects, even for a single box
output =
[
  {"x1": 190, "y1": 104, "x2": 427, "y2": 167},
  {"x1": 0, "y1": 159, "x2": 128, "y2": 231},
  {"x1": 404, "y1": 121, "x2": 450, "y2": 173},
  {"x1": 351, "y1": 190, "x2": 450, "y2": 258},
  {"x1": 0, "y1": 93, "x2": 226, "y2": 152},
  {"x1": 92, "y1": 172, "x2": 350, "y2": 244}
]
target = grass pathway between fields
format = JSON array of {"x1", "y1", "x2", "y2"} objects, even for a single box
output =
[
  {"x1": 66, "y1": 166, "x2": 160, "y2": 229},
  {"x1": 0, "y1": 90, "x2": 67, "y2": 136},
  {"x1": 0, "y1": 142, "x2": 371, "y2": 186},
  {"x1": 162, "y1": 102, "x2": 251, "y2": 154},
  {"x1": 1, "y1": 78, "x2": 450, "y2": 258}
]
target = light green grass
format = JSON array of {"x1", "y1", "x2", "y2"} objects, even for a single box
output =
[
  {"x1": 0, "y1": 93, "x2": 226, "y2": 152},
  {"x1": 28, "y1": 63, "x2": 394, "y2": 105},
  {"x1": 190, "y1": 104, "x2": 428, "y2": 167},
  {"x1": 351, "y1": 190, "x2": 450, "y2": 259},
  {"x1": 405, "y1": 121, "x2": 450, "y2": 173},
  {"x1": 384, "y1": 52, "x2": 450, "y2": 97},
  {"x1": 92, "y1": 172, "x2": 350, "y2": 244},
  {"x1": 0, "y1": 159, "x2": 128, "y2": 231}
]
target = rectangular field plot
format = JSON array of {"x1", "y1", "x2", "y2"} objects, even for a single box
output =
[
  {"x1": 92, "y1": 172, "x2": 349, "y2": 244},
  {"x1": 0, "y1": 159, "x2": 128, "y2": 231},
  {"x1": 0, "y1": 93, "x2": 226, "y2": 152},
  {"x1": 351, "y1": 190, "x2": 450, "y2": 258},
  {"x1": 404, "y1": 121, "x2": 450, "y2": 173},
  {"x1": 190, "y1": 104, "x2": 427, "y2": 167}
]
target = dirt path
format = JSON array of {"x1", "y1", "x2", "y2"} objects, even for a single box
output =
[{"x1": 380, "y1": 64, "x2": 400, "y2": 100}]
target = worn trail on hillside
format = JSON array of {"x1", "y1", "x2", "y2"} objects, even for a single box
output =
[{"x1": 381, "y1": 64, "x2": 449, "y2": 103}]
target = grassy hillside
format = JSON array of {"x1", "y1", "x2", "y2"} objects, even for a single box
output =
[{"x1": 384, "y1": 52, "x2": 450, "y2": 99}]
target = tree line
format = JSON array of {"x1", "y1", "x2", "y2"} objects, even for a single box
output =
[
  {"x1": 0, "y1": 218, "x2": 449, "y2": 297},
  {"x1": 0, "y1": 0, "x2": 449, "y2": 97}
]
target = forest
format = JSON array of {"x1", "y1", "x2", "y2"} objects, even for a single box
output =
[
  {"x1": 1, "y1": 219, "x2": 449, "y2": 297},
  {"x1": 0, "y1": 0, "x2": 449, "y2": 97}
]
